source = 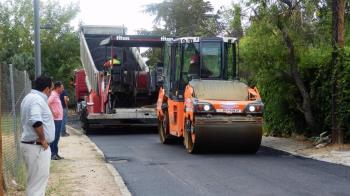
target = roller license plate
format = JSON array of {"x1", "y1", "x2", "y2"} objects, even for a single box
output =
[{"x1": 217, "y1": 109, "x2": 242, "y2": 114}]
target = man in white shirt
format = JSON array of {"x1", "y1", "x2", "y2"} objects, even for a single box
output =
[{"x1": 20, "y1": 76, "x2": 55, "y2": 196}]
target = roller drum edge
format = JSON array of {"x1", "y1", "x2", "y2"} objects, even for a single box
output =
[{"x1": 193, "y1": 123, "x2": 262, "y2": 153}]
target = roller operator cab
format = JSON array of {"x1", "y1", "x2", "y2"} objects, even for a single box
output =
[{"x1": 156, "y1": 37, "x2": 264, "y2": 153}]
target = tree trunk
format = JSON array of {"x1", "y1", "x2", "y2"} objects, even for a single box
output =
[
  {"x1": 277, "y1": 20, "x2": 318, "y2": 136},
  {"x1": 0, "y1": 64, "x2": 4, "y2": 195},
  {"x1": 331, "y1": 0, "x2": 345, "y2": 144},
  {"x1": 290, "y1": 60, "x2": 317, "y2": 136}
]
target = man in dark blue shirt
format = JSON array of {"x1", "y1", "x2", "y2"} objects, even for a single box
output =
[{"x1": 60, "y1": 88, "x2": 70, "y2": 136}]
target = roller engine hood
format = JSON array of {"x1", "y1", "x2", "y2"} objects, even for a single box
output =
[{"x1": 189, "y1": 80, "x2": 249, "y2": 101}]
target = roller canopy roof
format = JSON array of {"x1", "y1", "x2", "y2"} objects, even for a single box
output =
[
  {"x1": 173, "y1": 37, "x2": 237, "y2": 43},
  {"x1": 100, "y1": 35, "x2": 173, "y2": 47}
]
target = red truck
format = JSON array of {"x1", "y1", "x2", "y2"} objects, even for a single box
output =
[
  {"x1": 74, "y1": 69, "x2": 88, "y2": 102},
  {"x1": 74, "y1": 69, "x2": 88, "y2": 113}
]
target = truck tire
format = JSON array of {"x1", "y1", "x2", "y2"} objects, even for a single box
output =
[
  {"x1": 80, "y1": 107, "x2": 90, "y2": 133},
  {"x1": 105, "y1": 94, "x2": 114, "y2": 114}
]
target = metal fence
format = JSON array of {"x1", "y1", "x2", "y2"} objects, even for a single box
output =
[{"x1": 1, "y1": 64, "x2": 31, "y2": 191}]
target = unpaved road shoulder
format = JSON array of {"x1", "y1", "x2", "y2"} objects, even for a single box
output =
[
  {"x1": 262, "y1": 136, "x2": 350, "y2": 167},
  {"x1": 46, "y1": 125, "x2": 123, "y2": 196}
]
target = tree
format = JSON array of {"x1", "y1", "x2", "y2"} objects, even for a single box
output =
[
  {"x1": 0, "y1": 0, "x2": 34, "y2": 66},
  {"x1": 331, "y1": 0, "x2": 346, "y2": 144},
  {"x1": 240, "y1": 0, "x2": 338, "y2": 136},
  {"x1": 0, "y1": 0, "x2": 80, "y2": 93},
  {"x1": 144, "y1": 0, "x2": 225, "y2": 69},
  {"x1": 145, "y1": 0, "x2": 219, "y2": 36},
  {"x1": 242, "y1": 0, "x2": 318, "y2": 135},
  {"x1": 233, "y1": 0, "x2": 350, "y2": 140},
  {"x1": 276, "y1": 0, "x2": 317, "y2": 135},
  {"x1": 0, "y1": 63, "x2": 3, "y2": 196},
  {"x1": 228, "y1": 4, "x2": 244, "y2": 38}
]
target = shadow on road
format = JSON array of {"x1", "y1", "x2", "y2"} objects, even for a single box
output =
[{"x1": 67, "y1": 112, "x2": 158, "y2": 135}]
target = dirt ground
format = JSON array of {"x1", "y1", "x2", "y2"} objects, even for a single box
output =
[
  {"x1": 7, "y1": 125, "x2": 123, "y2": 196},
  {"x1": 45, "y1": 125, "x2": 123, "y2": 196},
  {"x1": 298, "y1": 144, "x2": 350, "y2": 166}
]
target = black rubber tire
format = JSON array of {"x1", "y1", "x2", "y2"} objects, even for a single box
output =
[
  {"x1": 184, "y1": 119, "x2": 199, "y2": 154},
  {"x1": 80, "y1": 107, "x2": 91, "y2": 134},
  {"x1": 105, "y1": 94, "x2": 115, "y2": 114},
  {"x1": 158, "y1": 110, "x2": 173, "y2": 144}
]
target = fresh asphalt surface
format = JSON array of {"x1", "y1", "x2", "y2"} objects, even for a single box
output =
[
  {"x1": 88, "y1": 131, "x2": 350, "y2": 196},
  {"x1": 68, "y1": 118, "x2": 350, "y2": 196}
]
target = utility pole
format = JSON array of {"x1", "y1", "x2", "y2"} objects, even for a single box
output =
[
  {"x1": 34, "y1": 0, "x2": 41, "y2": 79},
  {"x1": 331, "y1": 0, "x2": 345, "y2": 144}
]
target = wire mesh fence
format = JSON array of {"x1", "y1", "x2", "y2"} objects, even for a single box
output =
[{"x1": 1, "y1": 64, "x2": 31, "y2": 191}]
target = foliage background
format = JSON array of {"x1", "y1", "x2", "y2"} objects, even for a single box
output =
[
  {"x1": 237, "y1": 1, "x2": 350, "y2": 140},
  {"x1": 0, "y1": 0, "x2": 80, "y2": 98}
]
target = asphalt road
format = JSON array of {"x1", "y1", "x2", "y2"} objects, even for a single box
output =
[{"x1": 83, "y1": 128, "x2": 350, "y2": 196}]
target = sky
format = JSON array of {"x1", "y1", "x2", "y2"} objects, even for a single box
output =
[{"x1": 59, "y1": 0, "x2": 235, "y2": 34}]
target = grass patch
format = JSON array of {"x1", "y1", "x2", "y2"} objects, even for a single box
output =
[
  {"x1": 2, "y1": 134, "x2": 27, "y2": 191},
  {"x1": 46, "y1": 161, "x2": 74, "y2": 196},
  {"x1": 46, "y1": 161, "x2": 62, "y2": 195},
  {"x1": 2, "y1": 113, "x2": 27, "y2": 190}
]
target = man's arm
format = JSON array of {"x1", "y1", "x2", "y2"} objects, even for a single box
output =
[
  {"x1": 48, "y1": 96, "x2": 59, "y2": 118},
  {"x1": 29, "y1": 103, "x2": 49, "y2": 149},
  {"x1": 33, "y1": 123, "x2": 49, "y2": 150},
  {"x1": 64, "y1": 96, "x2": 69, "y2": 107},
  {"x1": 49, "y1": 105, "x2": 59, "y2": 118}
]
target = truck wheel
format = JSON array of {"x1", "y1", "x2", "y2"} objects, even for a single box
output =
[
  {"x1": 158, "y1": 110, "x2": 173, "y2": 144},
  {"x1": 82, "y1": 121, "x2": 91, "y2": 134},
  {"x1": 80, "y1": 108, "x2": 90, "y2": 133},
  {"x1": 105, "y1": 94, "x2": 115, "y2": 114}
]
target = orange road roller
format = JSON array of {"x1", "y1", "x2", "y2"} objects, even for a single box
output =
[{"x1": 156, "y1": 37, "x2": 263, "y2": 153}]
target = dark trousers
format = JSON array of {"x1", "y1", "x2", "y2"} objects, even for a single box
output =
[
  {"x1": 50, "y1": 120, "x2": 62, "y2": 156},
  {"x1": 61, "y1": 108, "x2": 68, "y2": 134}
]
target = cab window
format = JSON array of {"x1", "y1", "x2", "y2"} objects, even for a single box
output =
[
  {"x1": 182, "y1": 42, "x2": 200, "y2": 82},
  {"x1": 161, "y1": 43, "x2": 171, "y2": 92},
  {"x1": 200, "y1": 42, "x2": 222, "y2": 78},
  {"x1": 175, "y1": 46, "x2": 182, "y2": 83},
  {"x1": 224, "y1": 42, "x2": 235, "y2": 80}
]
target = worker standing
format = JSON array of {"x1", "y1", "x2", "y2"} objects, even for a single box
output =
[
  {"x1": 48, "y1": 81, "x2": 64, "y2": 160},
  {"x1": 20, "y1": 76, "x2": 55, "y2": 196},
  {"x1": 60, "y1": 87, "x2": 70, "y2": 137}
]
